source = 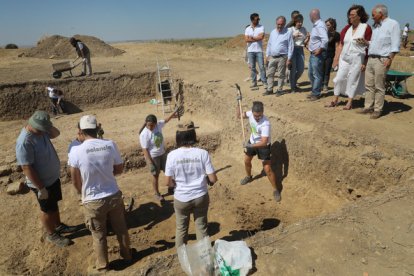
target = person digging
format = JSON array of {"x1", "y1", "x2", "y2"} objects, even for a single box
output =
[{"x1": 236, "y1": 100, "x2": 281, "y2": 202}]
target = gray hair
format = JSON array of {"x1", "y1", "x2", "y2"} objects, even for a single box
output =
[
  {"x1": 374, "y1": 4, "x2": 388, "y2": 17},
  {"x1": 276, "y1": 16, "x2": 286, "y2": 23}
]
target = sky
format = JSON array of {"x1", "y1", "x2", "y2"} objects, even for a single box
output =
[{"x1": 0, "y1": 0, "x2": 412, "y2": 47}]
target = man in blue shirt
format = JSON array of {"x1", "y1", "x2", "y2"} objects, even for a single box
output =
[
  {"x1": 16, "y1": 111, "x2": 77, "y2": 247},
  {"x1": 307, "y1": 9, "x2": 328, "y2": 101},
  {"x1": 264, "y1": 16, "x2": 294, "y2": 96}
]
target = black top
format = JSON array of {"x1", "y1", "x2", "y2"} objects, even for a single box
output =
[{"x1": 327, "y1": 31, "x2": 340, "y2": 57}]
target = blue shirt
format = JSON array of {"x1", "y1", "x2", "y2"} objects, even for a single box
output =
[
  {"x1": 266, "y1": 28, "x2": 294, "y2": 60},
  {"x1": 309, "y1": 19, "x2": 328, "y2": 52},
  {"x1": 16, "y1": 128, "x2": 60, "y2": 188}
]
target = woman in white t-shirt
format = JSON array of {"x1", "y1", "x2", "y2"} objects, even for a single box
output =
[
  {"x1": 164, "y1": 121, "x2": 217, "y2": 248},
  {"x1": 139, "y1": 112, "x2": 177, "y2": 202},
  {"x1": 288, "y1": 14, "x2": 309, "y2": 92}
]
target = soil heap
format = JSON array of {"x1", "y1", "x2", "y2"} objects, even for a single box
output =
[{"x1": 24, "y1": 34, "x2": 125, "y2": 59}]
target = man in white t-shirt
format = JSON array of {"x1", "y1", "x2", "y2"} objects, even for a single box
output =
[
  {"x1": 245, "y1": 13, "x2": 267, "y2": 90},
  {"x1": 69, "y1": 115, "x2": 131, "y2": 273},
  {"x1": 236, "y1": 101, "x2": 280, "y2": 202},
  {"x1": 46, "y1": 86, "x2": 64, "y2": 115},
  {"x1": 402, "y1": 23, "x2": 409, "y2": 49},
  {"x1": 139, "y1": 111, "x2": 177, "y2": 202}
]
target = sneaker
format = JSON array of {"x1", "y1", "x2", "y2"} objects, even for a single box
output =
[
  {"x1": 370, "y1": 111, "x2": 381, "y2": 119},
  {"x1": 275, "y1": 90, "x2": 283, "y2": 97},
  {"x1": 55, "y1": 223, "x2": 79, "y2": 234},
  {"x1": 240, "y1": 176, "x2": 253, "y2": 185},
  {"x1": 322, "y1": 85, "x2": 328, "y2": 92},
  {"x1": 263, "y1": 90, "x2": 273, "y2": 96},
  {"x1": 273, "y1": 190, "x2": 282, "y2": 202},
  {"x1": 308, "y1": 95, "x2": 320, "y2": 101},
  {"x1": 154, "y1": 193, "x2": 165, "y2": 202},
  {"x1": 46, "y1": 232, "x2": 72, "y2": 247},
  {"x1": 250, "y1": 86, "x2": 259, "y2": 91},
  {"x1": 357, "y1": 108, "x2": 374, "y2": 114}
]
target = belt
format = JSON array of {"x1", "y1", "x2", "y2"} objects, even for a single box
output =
[
  {"x1": 271, "y1": 54, "x2": 287, "y2": 58},
  {"x1": 369, "y1": 55, "x2": 389, "y2": 59}
]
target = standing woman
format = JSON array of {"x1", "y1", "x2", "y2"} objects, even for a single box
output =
[
  {"x1": 289, "y1": 14, "x2": 309, "y2": 92},
  {"x1": 322, "y1": 18, "x2": 340, "y2": 92},
  {"x1": 164, "y1": 121, "x2": 217, "y2": 248},
  {"x1": 139, "y1": 111, "x2": 177, "y2": 202},
  {"x1": 327, "y1": 5, "x2": 372, "y2": 110}
]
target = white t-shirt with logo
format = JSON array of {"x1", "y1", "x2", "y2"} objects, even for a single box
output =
[
  {"x1": 139, "y1": 120, "x2": 166, "y2": 158},
  {"x1": 245, "y1": 24, "x2": 265, "y2": 53},
  {"x1": 246, "y1": 110, "x2": 271, "y2": 144},
  {"x1": 165, "y1": 147, "x2": 215, "y2": 202},
  {"x1": 68, "y1": 139, "x2": 122, "y2": 203}
]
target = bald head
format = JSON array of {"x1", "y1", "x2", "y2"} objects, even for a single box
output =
[{"x1": 309, "y1": 9, "x2": 321, "y2": 23}]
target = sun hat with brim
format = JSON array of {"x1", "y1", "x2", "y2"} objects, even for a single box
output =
[
  {"x1": 177, "y1": 120, "x2": 199, "y2": 131},
  {"x1": 28, "y1": 110, "x2": 53, "y2": 132}
]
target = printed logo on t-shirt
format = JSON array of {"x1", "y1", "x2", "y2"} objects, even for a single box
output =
[
  {"x1": 250, "y1": 123, "x2": 258, "y2": 136},
  {"x1": 86, "y1": 145, "x2": 111, "y2": 154},
  {"x1": 176, "y1": 157, "x2": 201, "y2": 164},
  {"x1": 153, "y1": 132, "x2": 163, "y2": 148}
]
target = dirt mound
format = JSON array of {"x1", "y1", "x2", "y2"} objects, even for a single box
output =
[{"x1": 25, "y1": 34, "x2": 125, "y2": 59}]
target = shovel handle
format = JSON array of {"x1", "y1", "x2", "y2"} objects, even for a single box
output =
[{"x1": 235, "y1": 83, "x2": 246, "y2": 142}]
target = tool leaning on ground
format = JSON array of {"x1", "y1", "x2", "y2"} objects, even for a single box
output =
[{"x1": 235, "y1": 83, "x2": 247, "y2": 147}]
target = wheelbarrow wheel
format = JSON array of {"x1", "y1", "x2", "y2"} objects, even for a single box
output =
[{"x1": 52, "y1": 71, "x2": 62, "y2": 79}]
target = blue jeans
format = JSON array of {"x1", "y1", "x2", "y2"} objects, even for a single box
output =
[
  {"x1": 308, "y1": 51, "x2": 327, "y2": 96},
  {"x1": 248, "y1": 52, "x2": 267, "y2": 85},
  {"x1": 289, "y1": 47, "x2": 305, "y2": 90}
]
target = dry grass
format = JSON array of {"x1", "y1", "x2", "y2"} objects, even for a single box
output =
[{"x1": 157, "y1": 37, "x2": 232, "y2": 48}]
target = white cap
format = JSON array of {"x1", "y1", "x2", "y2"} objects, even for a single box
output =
[{"x1": 79, "y1": 115, "x2": 97, "y2": 130}]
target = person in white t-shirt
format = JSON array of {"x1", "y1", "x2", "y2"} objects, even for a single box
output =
[
  {"x1": 164, "y1": 121, "x2": 217, "y2": 247},
  {"x1": 139, "y1": 111, "x2": 178, "y2": 202},
  {"x1": 69, "y1": 115, "x2": 131, "y2": 273},
  {"x1": 245, "y1": 13, "x2": 267, "y2": 90},
  {"x1": 236, "y1": 101, "x2": 280, "y2": 202},
  {"x1": 402, "y1": 23, "x2": 409, "y2": 49},
  {"x1": 46, "y1": 86, "x2": 65, "y2": 115}
]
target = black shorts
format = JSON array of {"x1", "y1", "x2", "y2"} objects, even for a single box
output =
[
  {"x1": 245, "y1": 142, "x2": 271, "y2": 161},
  {"x1": 31, "y1": 179, "x2": 62, "y2": 213}
]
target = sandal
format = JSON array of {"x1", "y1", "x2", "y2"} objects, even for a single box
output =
[
  {"x1": 240, "y1": 176, "x2": 253, "y2": 185},
  {"x1": 324, "y1": 101, "x2": 338, "y2": 108}
]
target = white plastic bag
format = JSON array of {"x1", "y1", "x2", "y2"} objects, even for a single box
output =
[
  {"x1": 178, "y1": 236, "x2": 215, "y2": 276},
  {"x1": 214, "y1": 239, "x2": 252, "y2": 276}
]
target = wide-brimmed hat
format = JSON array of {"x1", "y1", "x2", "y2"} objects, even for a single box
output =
[
  {"x1": 79, "y1": 115, "x2": 97, "y2": 130},
  {"x1": 28, "y1": 111, "x2": 54, "y2": 132},
  {"x1": 177, "y1": 120, "x2": 199, "y2": 131}
]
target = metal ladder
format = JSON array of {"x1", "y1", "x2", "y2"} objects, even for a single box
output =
[{"x1": 156, "y1": 57, "x2": 175, "y2": 115}]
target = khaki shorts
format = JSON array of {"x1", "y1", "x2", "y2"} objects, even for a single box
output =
[{"x1": 152, "y1": 153, "x2": 167, "y2": 174}]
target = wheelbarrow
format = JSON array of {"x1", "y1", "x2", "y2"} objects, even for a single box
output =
[
  {"x1": 385, "y1": 70, "x2": 413, "y2": 98},
  {"x1": 51, "y1": 58, "x2": 83, "y2": 79}
]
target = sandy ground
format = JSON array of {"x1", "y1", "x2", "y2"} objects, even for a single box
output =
[{"x1": 0, "y1": 41, "x2": 414, "y2": 275}]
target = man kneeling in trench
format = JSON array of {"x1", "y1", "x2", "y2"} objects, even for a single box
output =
[{"x1": 237, "y1": 101, "x2": 281, "y2": 202}]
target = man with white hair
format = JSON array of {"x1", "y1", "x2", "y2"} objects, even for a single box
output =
[
  {"x1": 264, "y1": 16, "x2": 294, "y2": 96},
  {"x1": 307, "y1": 9, "x2": 328, "y2": 101},
  {"x1": 358, "y1": 4, "x2": 400, "y2": 119}
]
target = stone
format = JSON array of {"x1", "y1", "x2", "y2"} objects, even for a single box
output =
[
  {"x1": 0, "y1": 165, "x2": 12, "y2": 177},
  {"x1": 361, "y1": 257, "x2": 368, "y2": 265},
  {"x1": 6, "y1": 181, "x2": 23, "y2": 195},
  {"x1": 262, "y1": 246, "x2": 274, "y2": 254},
  {"x1": 0, "y1": 176, "x2": 10, "y2": 186}
]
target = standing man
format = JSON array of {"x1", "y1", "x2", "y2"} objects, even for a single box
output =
[
  {"x1": 358, "y1": 4, "x2": 400, "y2": 119},
  {"x1": 307, "y1": 9, "x2": 328, "y2": 101},
  {"x1": 16, "y1": 110, "x2": 77, "y2": 247},
  {"x1": 237, "y1": 101, "x2": 281, "y2": 202},
  {"x1": 69, "y1": 37, "x2": 92, "y2": 76},
  {"x1": 69, "y1": 115, "x2": 131, "y2": 273},
  {"x1": 264, "y1": 16, "x2": 294, "y2": 96},
  {"x1": 245, "y1": 13, "x2": 267, "y2": 91},
  {"x1": 402, "y1": 23, "x2": 409, "y2": 49}
]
